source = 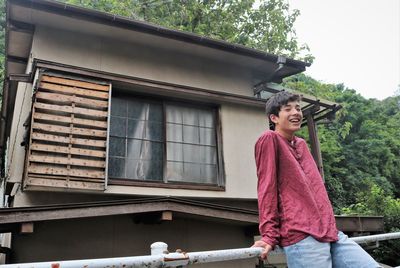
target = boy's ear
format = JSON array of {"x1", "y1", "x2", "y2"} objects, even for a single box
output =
[{"x1": 269, "y1": 114, "x2": 279, "y2": 124}]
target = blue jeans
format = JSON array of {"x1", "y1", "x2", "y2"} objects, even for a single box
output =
[{"x1": 283, "y1": 231, "x2": 381, "y2": 268}]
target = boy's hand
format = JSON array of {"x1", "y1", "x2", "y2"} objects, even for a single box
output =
[{"x1": 252, "y1": 240, "x2": 273, "y2": 260}]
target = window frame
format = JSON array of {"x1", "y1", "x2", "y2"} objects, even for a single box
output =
[{"x1": 108, "y1": 92, "x2": 225, "y2": 191}]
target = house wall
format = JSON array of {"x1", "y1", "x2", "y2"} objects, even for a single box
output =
[
  {"x1": 8, "y1": 26, "x2": 268, "y2": 205},
  {"x1": 31, "y1": 27, "x2": 254, "y2": 96},
  {"x1": 11, "y1": 215, "x2": 256, "y2": 268},
  {"x1": 6, "y1": 82, "x2": 33, "y2": 184}
]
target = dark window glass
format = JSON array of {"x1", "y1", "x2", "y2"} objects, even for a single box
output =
[{"x1": 108, "y1": 95, "x2": 219, "y2": 185}]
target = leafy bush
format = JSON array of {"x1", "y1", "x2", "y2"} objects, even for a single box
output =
[{"x1": 342, "y1": 184, "x2": 400, "y2": 266}]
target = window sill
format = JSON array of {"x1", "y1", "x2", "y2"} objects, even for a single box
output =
[{"x1": 108, "y1": 179, "x2": 225, "y2": 191}]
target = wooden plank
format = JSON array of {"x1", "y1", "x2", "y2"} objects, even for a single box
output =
[
  {"x1": 31, "y1": 133, "x2": 106, "y2": 148},
  {"x1": 33, "y1": 113, "x2": 107, "y2": 129},
  {"x1": 26, "y1": 177, "x2": 104, "y2": 190},
  {"x1": 40, "y1": 82, "x2": 109, "y2": 99},
  {"x1": 28, "y1": 174, "x2": 105, "y2": 183},
  {"x1": 30, "y1": 143, "x2": 70, "y2": 154},
  {"x1": 29, "y1": 155, "x2": 105, "y2": 168},
  {"x1": 32, "y1": 123, "x2": 107, "y2": 138},
  {"x1": 41, "y1": 75, "x2": 109, "y2": 92},
  {"x1": 34, "y1": 102, "x2": 107, "y2": 118},
  {"x1": 36, "y1": 92, "x2": 108, "y2": 108},
  {"x1": 161, "y1": 211, "x2": 173, "y2": 221},
  {"x1": 30, "y1": 144, "x2": 106, "y2": 158},
  {"x1": 20, "y1": 222, "x2": 34, "y2": 234},
  {"x1": 28, "y1": 164, "x2": 105, "y2": 179}
]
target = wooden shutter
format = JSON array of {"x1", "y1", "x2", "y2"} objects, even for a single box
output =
[{"x1": 24, "y1": 73, "x2": 111, "y2": 191}]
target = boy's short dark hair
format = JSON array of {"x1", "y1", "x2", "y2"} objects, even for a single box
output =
[{"x1": 265, "y1": 91, "x2": 301, "y2": 125}]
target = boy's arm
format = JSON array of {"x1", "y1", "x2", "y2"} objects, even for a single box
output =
[{"x1": 254, "y1": 134, "x2": 280, "y2": 248}]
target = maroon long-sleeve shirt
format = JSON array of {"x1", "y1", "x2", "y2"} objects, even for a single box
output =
[{"x1": 255, "y1": 130, "x2": 338, "y2": 247}]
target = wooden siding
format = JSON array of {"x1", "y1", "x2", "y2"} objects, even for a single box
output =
[{"x1": 25, "y1": 74, "x2": 110, "y2": 191}]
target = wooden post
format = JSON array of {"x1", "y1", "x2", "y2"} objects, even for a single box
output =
[
  {"x1": 161, "y1": 211, "x2": 173, "y2": 221},
  {"x1": 306, "y1": 114, "x2": 325, "y2": 181},
  {"x1": 20, "y1": 222, "x2": 34, "y2": 234}
]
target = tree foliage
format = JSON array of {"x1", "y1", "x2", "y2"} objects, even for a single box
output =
[
  {"x1": 342, "y1": 184, "x2": 400, "y2": 265},
  {"x1": 285, "y1": 74, "x2": 400, "y2": 210}
]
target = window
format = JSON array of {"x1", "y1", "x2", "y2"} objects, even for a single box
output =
[{"x1": 108, "y1": 93, "x2": 221, "y2": 186}]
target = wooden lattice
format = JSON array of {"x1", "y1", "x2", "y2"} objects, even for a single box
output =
[{"x1": 24, "y1": 74, "x2": 110, "y2": 191}]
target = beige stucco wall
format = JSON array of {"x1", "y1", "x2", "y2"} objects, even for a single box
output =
[
  {"x1": 31, "y1": 26, "x2": 254, "y2": 96},
  {"x1": 6, "y1": 82, "x2": 33, "y2": 184},
  {"x1": 9, "y1": 26, "x2": 269, "y2": 205},
  {"x1": 12, "y1": 215, "x2": 256, "y2": 268}
]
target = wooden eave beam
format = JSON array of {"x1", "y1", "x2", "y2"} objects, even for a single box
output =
[
  {"x1": 0, "y1": 200, "x2": 259, "y2": 227},
  {"x1": 33, "y1": 59, "x2": 266, "y2": 108}
]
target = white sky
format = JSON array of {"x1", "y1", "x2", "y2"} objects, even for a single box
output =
[{"x1": 288, "y1": 0, "x2": 400, "y2": 100}]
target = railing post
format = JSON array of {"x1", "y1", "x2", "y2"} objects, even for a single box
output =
[{"x1": 151, "y1": 242, "x2": 168, "y2": 255}]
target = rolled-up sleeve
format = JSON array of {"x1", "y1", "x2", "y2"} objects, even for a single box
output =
[{"x1": 255, "y1": 133, "x2": 280, "y2": 247}]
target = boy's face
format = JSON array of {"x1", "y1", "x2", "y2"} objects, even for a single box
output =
[{"x1": 270, "y1": 101, "x2": 303, "y2": 137}]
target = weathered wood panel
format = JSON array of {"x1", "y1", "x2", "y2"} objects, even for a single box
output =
[
  {"x1": 40, "y1": 82, "x2": 109, "y2": 99},
  {"x1": 31, "y1": 133, "x2": 107, "y2": 148},
  {"x1": 30, "y1": 144, "x2": 106, "y2": 158},
  {"x1": 28, "y1": 164, "x2": 105, "y2": 179},
  {"x1": 25, "y1": 74, "x2": 110, "y2": 191},
  {"x1": 34, "y1": 102, "x2": 107, "y2": 117},
  {"x1": 32, "y1": 122, "x2": 107, "y2": 137},
  {"x1": 26, "y1": 177, "x2": 105, "y2": 191},
  {"x1": 41, "y1": 75, "x2": 109, "y2": 92},
  {"x1": 36, "y1": 92, "x2": 108, "y2": 108},
  {"x1": 33, "y1": 113, "x2": 108, "y2": 129},
  {"x1": 29, "y1": 155, "x2": 106, "y2": 168}
]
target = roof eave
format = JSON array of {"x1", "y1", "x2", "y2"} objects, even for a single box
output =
[{"x1": 9, "y1": 0, "x2": 310, "y2": 72}]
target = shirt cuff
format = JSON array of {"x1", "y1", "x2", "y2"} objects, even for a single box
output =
[{"x1": 261, "y1": 236, "x2": 277, "y2": 249}]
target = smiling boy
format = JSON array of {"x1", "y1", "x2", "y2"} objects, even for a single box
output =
[{"x1": 252, "y1": 91, "x2": 379, "y2": 267}]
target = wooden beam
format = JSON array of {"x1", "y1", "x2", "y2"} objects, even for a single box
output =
[
  {"x1": 36, "y1": 91, "x2": 109, "y2": 109},
  {"x1": 20, "y1": 222, "x2": 34, "y2": 234},
  {"x1": 31, "y1": 132, "x2": 106, "y2": 148},
  {"x1": 306, "y1": 114, "x2": 325, "y2": 180},
  {"x1": 39, "y1": 82, "x2": 109, "y2": 100},
  {"x1": 41, "y1": 76, "x2": 109, "y2": 92},
  {"x1": 28, "y1": 164, "x2": 105, "y2": 179},
  {"x1": 31, "y1": 122, "x2": 107, "y2": 138},
  {"x1": 33, "y1": 60, "x2": 265, "y2": 108},
  {"x1": 34, "y1": 102, "x2": 108, "y2": 118},
  {"x1": 161, "y1": 211, "x2": 173, "y2": 221},
  {"x1": 0, "y1": 201, "x2": 258, "y2": 225}
]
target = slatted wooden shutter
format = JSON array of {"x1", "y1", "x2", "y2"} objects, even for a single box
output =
[{"x1": 24, "y1": 73, "x2": 111, "y2": 191}]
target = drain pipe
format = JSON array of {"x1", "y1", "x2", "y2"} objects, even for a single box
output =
[{"x1": 254, "y1": 56, "x2": 287, "y2": 96}]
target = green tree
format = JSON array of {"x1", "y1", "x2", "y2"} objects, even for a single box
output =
[
  {"x1": 284, "y1": 74, "x2": 400, "y2": 208},
  {"x1": 342, "y1": 184, "x2": 400, "y2": 266}
]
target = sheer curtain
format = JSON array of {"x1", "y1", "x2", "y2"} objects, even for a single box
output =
[
  {"x1": 165, "y1": 104, "x2": 217, "y2": 184},
  {"x1": 109, "y1": 95, "x2": 218, "y2": 184},
  {"x1": 109, "y1": 96, "x2": 163, "y2": 181}
]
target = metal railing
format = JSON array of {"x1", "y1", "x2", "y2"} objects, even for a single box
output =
[
  {"x1": 351, "y1": 232, "x2": 400, "y2": 244},
  {"x1": 1, "y1": 232, "x2": 400, "y2": 268}
]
